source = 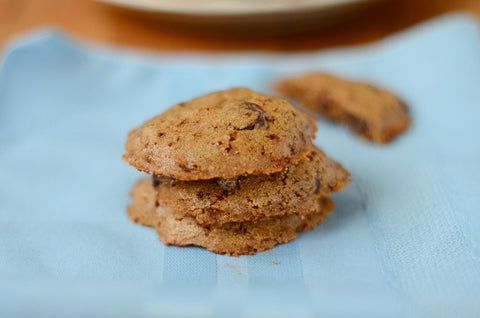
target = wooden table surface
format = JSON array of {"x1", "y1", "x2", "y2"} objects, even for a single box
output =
[{"x1": 1, "y1": 0, "x2": 479, "y2": 52}]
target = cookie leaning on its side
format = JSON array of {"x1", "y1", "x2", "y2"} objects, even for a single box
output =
[
  {"x1": 275, "y1": 73, "x2": 410, "y2": 143},
  {"x1": 123, "y1": 87, "x2": 350, "y2": 255}
]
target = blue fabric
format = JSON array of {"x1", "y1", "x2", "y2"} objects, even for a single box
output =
[{"x1": 1, "y1": 13, "x2": 480, "y2": 317}]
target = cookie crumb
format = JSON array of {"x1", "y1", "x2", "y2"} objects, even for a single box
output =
[{"x1": 273, "y1": 260, "x2": 279, "y2": 265}]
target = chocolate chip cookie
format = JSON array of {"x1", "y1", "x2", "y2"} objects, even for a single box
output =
[
  {"x1": 275, "y1": 73, "x2": 410, "y2": 143},
  {"x1": 123, "y1": 87, "x2": 317, "y2": 181},
  {"x1": 154, "y1": 145, "x2": 349, "y2": 225},
  {"x1": 128, "y1": 178, "x2": 333, "y2": 256}
]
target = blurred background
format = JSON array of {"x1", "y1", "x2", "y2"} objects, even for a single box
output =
[
  {"x1": 1, "y1": 0, "x2": 479, "y2": 52},
  {"x1": 1, "y1": 2, "x2": 480, "y2": 317}
]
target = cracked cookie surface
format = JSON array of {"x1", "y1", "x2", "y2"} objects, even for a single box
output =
[
  {"x1": 123, "y1": 87, "x2": 317, "y2": 180},
  {"x1": 128, "y1": 178, "x2": 333, "y2": 256},
  {"x1": 275, "y1": 73, "x2": 410, "y2": 143},
  {"x1": 154, "y1": 145, "x2": 349, "y2": 225}
]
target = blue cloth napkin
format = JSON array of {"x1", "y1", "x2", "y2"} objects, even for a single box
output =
[{"x1": 1, "y1": 13, "x2": 480, "y2": 318}]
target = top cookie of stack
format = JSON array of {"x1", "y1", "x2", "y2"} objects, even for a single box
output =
[
  {"x1": 123, "y1": 87, "x2": 317, "y2": 180},
  {"x1": 123, "y1": 88, "x2": 350, "y2": 255}
]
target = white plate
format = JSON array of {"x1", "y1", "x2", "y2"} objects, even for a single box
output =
[
  {"x1": 99, "y1": 0, "x2": 376, "y2": 16},
  {"x1": 97, "y1": 0, "x2": 381, "y2": 30}
]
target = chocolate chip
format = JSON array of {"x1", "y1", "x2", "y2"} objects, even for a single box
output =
[
  {"x1": 224, "y1": 131, "x2": 237, "y2": 152},
  {"x1": 215, "y1": 189, "x2": 230, "y2": 201},
  {"x1": 234, "y1": 223, "x2": 248, "y2": 234},
  {"x1": 238, "y1": 102, "x2": 267, "y2": 130},
  {"x1": 203, "y1": 225, "x2": 212, "y2": 236},
  {"x1": 316, "y1": 90, "x2": 331, "y2": 112},
  {"x1": 344, "y1": 113, "x2": 369, "y2": 135},
  {"x1": 314, "y1": 178, "x2": 321, "y2": 195},
  {"x1": 299, "y1": 132, "x2": 306, "y2": 143},
  {"x1": 152, "y1": 174, "x2": 161, "y2": 187},
  {"x1": 289, "y1": 144, "x2": 296, "y2": 155},
  {"x1": 178, "y1": 164, "x2": 193, "y2": 172}
]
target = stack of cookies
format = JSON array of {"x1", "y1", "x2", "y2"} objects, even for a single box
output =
[{"x1": 123, "y1": 88, "x2": 350, "y2": 255}]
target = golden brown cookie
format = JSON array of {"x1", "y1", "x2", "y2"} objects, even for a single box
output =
[
  {"x1": 128, "y1": 178, "x2": 333, "y2": 256},
  {"x1": 154, "y1": 145, "x2": 349, "y2": 225},
  {"x1": 275, "y1": 73, "x2": 410, "y2": 143},
  {"x1": 123, "y1": 88, "x2": 317, "y2": 181}
]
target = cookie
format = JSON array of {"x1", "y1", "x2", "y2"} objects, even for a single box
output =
[
  {"x1": 123, "y1": 88, "x2": 317, "y2": 181},
  {"x1": 154, "y1": 145, "x2": 349, "y2": 225},
  {"x1": 128, "y1": 178, "x2": 333, "y2": 256},
  {"x1": 275, "y1": 73, "x2": 410, "y2": 143}
]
